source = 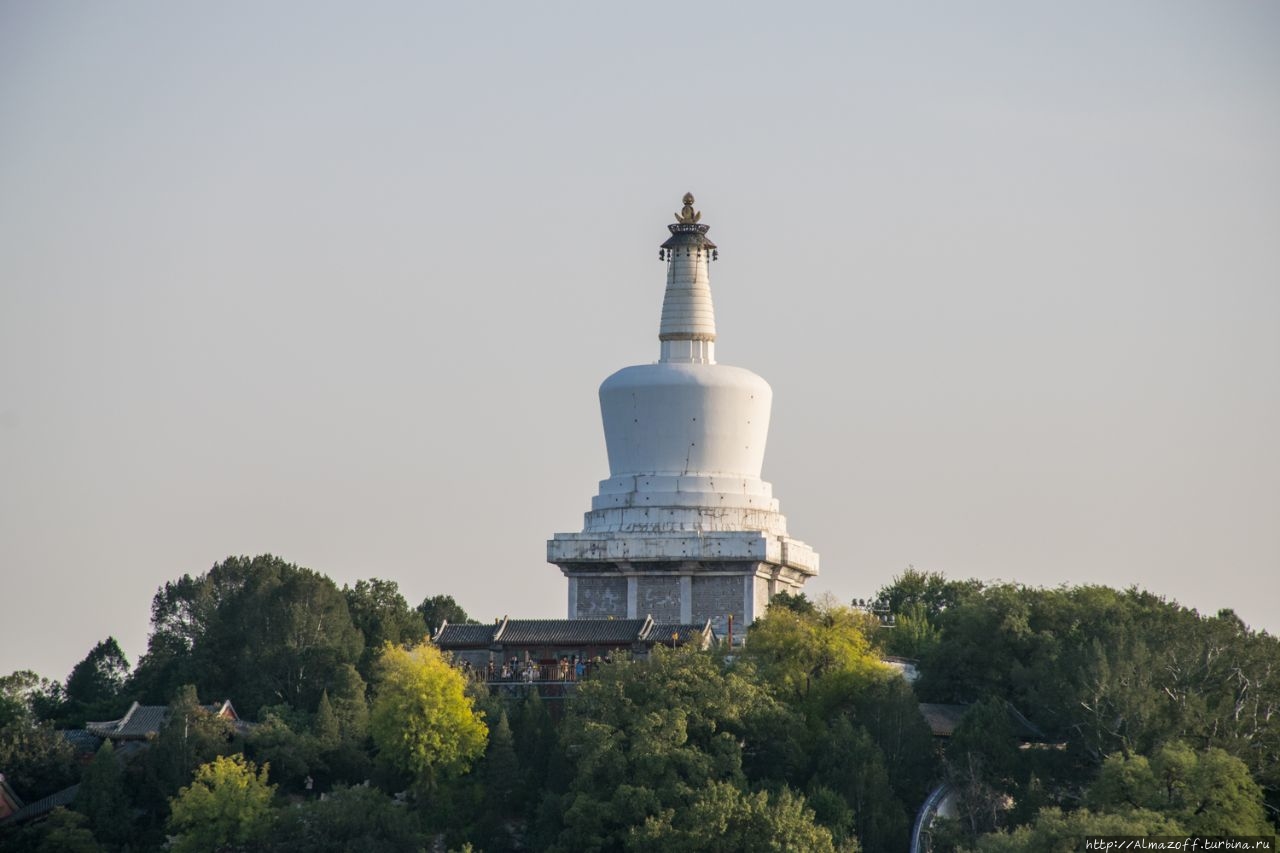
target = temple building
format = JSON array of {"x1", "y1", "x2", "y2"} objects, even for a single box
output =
[{"x1": 548, "y1": 194, "x2": 819, "y2": 639}]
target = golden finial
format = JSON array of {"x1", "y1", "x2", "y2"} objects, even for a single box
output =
[{"x1": 674, "y1": 192, "x2": 701, "y2": 224}]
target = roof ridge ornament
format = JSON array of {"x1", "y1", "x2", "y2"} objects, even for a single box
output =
[{"x1": 674, "y1": 192, "x2": 701, "y2": 224}]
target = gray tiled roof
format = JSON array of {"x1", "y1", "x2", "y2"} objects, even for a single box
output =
[
  {"x1": 646, "y1": 622, "x2": 714, "y2": 646},
  {"x1": 498, "y1": 618, "x2": 652, "y2": 645},
  {"x1": 434, "y1": 622, "x2": 499, "y2": 646},
  {"x1": 1, "y1": 784, "x2": 79, "y2": 825},
  {"x1": 85, "y1": 700, "x2": 240, "y2": 740},
  {"x1": 433, "y1": 616, "x2": 719, "y2": 649},
  {"x1": 61, "y1": 729, "x2": 103, "y2": 754}
]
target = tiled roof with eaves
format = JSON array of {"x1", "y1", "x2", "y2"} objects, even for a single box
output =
[
  {"x1": 85, "y1": 700, "x2": 241, "y2": 740},
  {"x1": 61, "y1": 729, "x2": 104, "y2": 754},
  {"x1": 646, "y1": 622, "x2": 714, "y2": 646},
  {"x1": 434, "y1": 623, "x2": 500, "y2": 647},
  {"x1": 0, "y1": 784, "x2": 78, "y2": 825},
  {"x1": 497, "y1": 618, "x2": 651, "y2": 645}
]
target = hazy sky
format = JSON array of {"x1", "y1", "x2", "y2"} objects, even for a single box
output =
[{"x1": 2, "y1": 2, "x2": 1277, "y2": 683}]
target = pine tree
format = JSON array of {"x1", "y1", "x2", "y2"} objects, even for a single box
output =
[
  {"x1": 314, "y1": 690, "x2": 340, "y2": 750},
  {"x1": 75, "y1": 741, "x2": 132, "y2": 846},
  {"x1": 482, "y1": 710, "x2": 520, "y2": 816}
]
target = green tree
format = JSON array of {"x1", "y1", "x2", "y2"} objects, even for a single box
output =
[
  {"x1": 417, "y1": 594, "x2": 475, "y2": 634},
  {"x1": 74, "y1": 741, "x2": 132, "y2": 846},
  {"x1": 1087, "y1": 743, "x2": 1270, "y2": 835},
  {"x1": 325, "y1": 662, "x2": 370, "y2": 742},
  {"x1": 876, "y1": 567, "x2": 982, "y2": 621},
  {"x1": 268, "y1": 784, "x2": 425, "y2": 853},
  {"x1": 631, "y1": 782, "x2": 845, "y2": 852},
  {"x1": 845, "y1": 674, "x2": 938, "y2": 810},
  {"x1": 962, "y1": 806, "x2": 1185, "y2": 853},
  {"x1": 313, "y1": 689, "x2": 340, "y2": 749},
  {"x1": 481, "y1": 710, "x2": 520, "y2": 817},
  {"x1": 63, "y1": 637, "x2": 130, "y2": 723},
  {"x1": 244, "y1": 710, "x2": 319, "y2": 794},
  {"x1": 768, "y1": 590, "x2": 817, "y2": 616},
  {"x1": 142, "y1": 685, "x2": 237, "y2": 810},
  {"x1": 313, "y1": 664, "x2": 373, "y2": 787},
  {"x1": 946, "y1": 697, "x2": 1023, "y2": 838},
  {"x1": 744, "y1": 599, "x2": 887, "y2": 716},
  {"x1": 167, "y1": 754, "x2": 276, "y2": 853},
  {"x1": 883, "y1": 600, "x2": 941, "y2": 658},
  {"x1": 813, "y1": 715, "x2": 908, "y2": 853},
  {"x1": 548, "y1": 647, "x2": 779, "y2": 852},
  {"x1": 370, "y1": 642, "x2": 487, "y2": 790},
  {"x1": 130, "y1": 555, "x2": 364, "y2": 714},
  {"x1": 0, "y1": 670, "x2": 63, "y2": 727},
  {"x1": 344, "y1": 578, "x2": 428, "y2": 679},
  {"x1": 5, "y1": 807, "x2": 105, "y2": 853},
  {"x1": 0, "y1": 719, "x2": 79, "y2": 800}
]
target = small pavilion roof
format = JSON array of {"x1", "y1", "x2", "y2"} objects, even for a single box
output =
[{"x1": 86, "y1": 699, "x2": 242, "y2": 741}]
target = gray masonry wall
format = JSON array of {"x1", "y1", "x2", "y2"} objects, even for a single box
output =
[
  {"x1": 576, "y1": 576, "x2": 628, "y2": 618},
  {"x1": 692, "y1": 574, "x2": 746, "y2": 636},
  {"x1": 637, "y1": 576, "x2": 682, "y2": 622}
]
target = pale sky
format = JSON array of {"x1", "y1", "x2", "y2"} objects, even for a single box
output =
[{"x1": 2, "y1": 2, "x2": 1277, "y2": 683}]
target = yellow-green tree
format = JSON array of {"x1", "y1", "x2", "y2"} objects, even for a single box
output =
[
  {"x1": 370, "y1": 643, "x2": 487, "y2": 789},
  {"x1": 167, "y1": 754, "x2": 275, "y2": 853},
  {"x1": 745, "y1": 598, "x2": 888, "y2": 715}
]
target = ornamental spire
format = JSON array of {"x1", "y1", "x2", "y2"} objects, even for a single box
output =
[
  {"x1": 657, "y1": 192, "x2": 718, "y2": 364},
  {"x1": 674, "y1": 192, "x2": 701, "y2": 224}
]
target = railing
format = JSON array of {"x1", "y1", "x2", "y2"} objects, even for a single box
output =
[
  {"x1": 910, "y1": 782, "x2": 951, "y2": 853},
  {"x1": 460, "y1": 662, "x2": 597, "y2": 685}
]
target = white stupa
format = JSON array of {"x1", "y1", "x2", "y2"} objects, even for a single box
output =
[{"x1": 547, "y1": 194, "x2": 818, "y2": 637}]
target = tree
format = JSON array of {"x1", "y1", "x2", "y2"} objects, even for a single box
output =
[
  {"x1": 74, "y1": 741, "x2": 132, "y2": 846},
  {"x1": 268, "y1": 784, "x2": 425, "y2": 853},
  {"x1": 1086, "y1": 743, "x2": 1270, "y2": 835},
  {"x1": 0, "y1": 719, "x2": 79, "y2": 800},
  {"x1": 813, "y1": 715, "x2": 908, "y2": 853},
  {"x1": 324, "y1": 662, "x2": 370, "y2": 743},
  {"x1": 744, "y1": 599, "x2": 887, "y2": 716},
  {"x1": 946, "y1": 697, "x2": 1023, "y2": 838},
  {"x1": 417, "y1": 594, "x2": 475, "y2": 634},
  {"x1": 876, "y1": 567, "x2": 982, "y2": 621},
  {"x1": 548, "y1": 647, "x2": 779, "y2": 852},
  {"x1": 369, "y1": 643, "x2": 487, "y2": 790},
  {"x1": 167, "y1": 754, "x2": 276, "y2": 853},
  {"x1": 0, "y1": 670, "x2": 63, "y2": 727},
  {"x1": 630, "y1": 782, "x2": 845, "y2": 853},
  {"x1": 963, "y1": 806, "x2": 1185, "y2": 852},
  {"x1": 845, "y1": 674, "x2": 938, "y2": 810},
  {"x1": 481, "y1": 710, "x2": 520, "y2": 817},
  {"x1": 314, "y1": 690, "x2": 340, "y2": 749},
  {"x1": 882, "y1": 601, "x2": 941, "y2": 658},
  {"x1": 244, "y1": 711, "x2": 319, "y2": 794},
  {"x1": 130, "y1": 555, "x2": 365, "y2": 715},
  {"x1": 4, "y1": 807, "x2": 105, "y2": 853},
  {"x1": 344, "y1": 578, "x2": 428, "y2": 679},
  {"x1": 64, "y1": 637, "x2": 130, "y2": 717},
  {"x1": 142, "y1": 685, "x2": 237, "y2": 811},
  {"x1": 768, "y1": 590, "x2": 817, "y2": 616}
]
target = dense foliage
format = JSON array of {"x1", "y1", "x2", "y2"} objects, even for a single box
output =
[
  {"x1": 877, "y1": 568, "x2": 1280, "y2": 847},
  {"x1": 1, "y1": 557, "x2": 1275, "y2": 852}
]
